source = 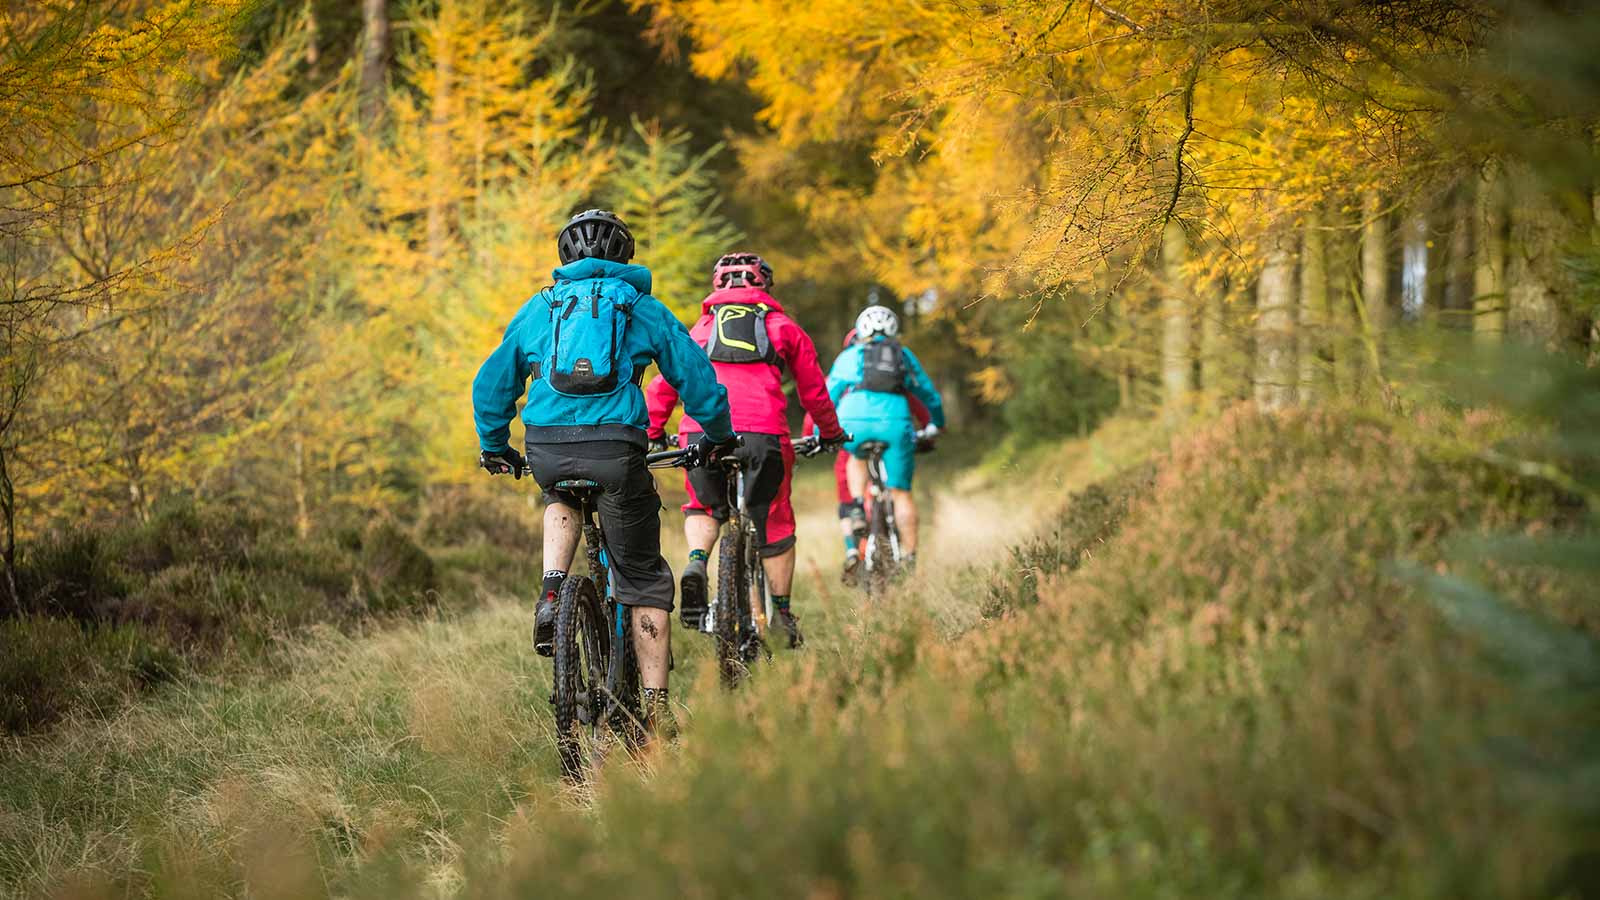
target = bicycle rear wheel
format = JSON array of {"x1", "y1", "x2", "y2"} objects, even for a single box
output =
[
  {"x1": 551, "y1": 575, "x2": 607, "y2": 781},
  {"x1": 609, "y1": 605, "x2": 644, "y2": 749},
  {"x1": 714, "y1": 529, "x2": 745, "y2": 687},
  {"x1": 740, "y1": 523, "x2": 770, "y2": 666}
]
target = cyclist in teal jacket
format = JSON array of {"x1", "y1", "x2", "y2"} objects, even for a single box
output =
[
  {"x1": 473, "y1": 209, "x2": 735, "y2": 729},
  {"x1": 826, "y1": 304, "x2": 944, "y2": 575}
]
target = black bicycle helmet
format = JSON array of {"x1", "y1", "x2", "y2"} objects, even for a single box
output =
[{"x1": 557, "y1": 209, "x2": 635, "y2": 264}]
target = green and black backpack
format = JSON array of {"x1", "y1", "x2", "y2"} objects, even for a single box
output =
[{"x1": 704, "y1": 303, "x2": 778, "y2": 365}]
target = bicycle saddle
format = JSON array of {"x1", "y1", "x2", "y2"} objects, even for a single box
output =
[
  {"x1": 858, "y1": 440, "x2": 890, "y2": 454},
  {"x1": 553, "y1": 479, "x2": 602, "y2": 492}
]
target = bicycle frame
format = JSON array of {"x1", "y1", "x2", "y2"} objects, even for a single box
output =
[
  {"x1": 862, "y1": 445, "x2": 903, "y2": 572},
  {"x1": 569, "y1": 490, "x2": 638, "y2": 733}
]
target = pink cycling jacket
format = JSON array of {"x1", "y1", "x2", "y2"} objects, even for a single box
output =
[{"x1": 646, "y1": 287, "x2": 844, "y2": 439}]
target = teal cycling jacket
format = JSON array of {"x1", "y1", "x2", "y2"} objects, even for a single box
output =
[
  {"x1": 826, "y1": 338, "x2": 946, "y2": 429},
  {"x1": 473, "y1": 258, "x2": 734, "y2": 451}
]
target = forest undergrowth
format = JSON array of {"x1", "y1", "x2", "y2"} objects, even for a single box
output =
[{"x1": 0, "y1": 402, "x2": 1594, "y2": 899}]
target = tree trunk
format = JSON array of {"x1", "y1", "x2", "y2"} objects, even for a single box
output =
[
  {"x1": 426, "y1": 8, "x2": 454, "y2": 267},
  {"x1": 1199, "y1": 276, "x2": 1247, "y2": 406},
  {"x1": 1254, "y1": 226, "x2": 1297, "y2": 411},
  {"x1": 1506, "y1": 162, "x2": 1567, "y2": 347},
  {"x1": 0, "y1": 443, "x2": 18, "y2": 614},
  {"x1": 1361, "y1": 188, "x2": 1391, "y2": 333},
  {"x1": 1326, "y1": 201, "x2": 1360, "y2": 395},
  {"x1": 1443, "y1": 180, "x2": 1473, "y2": 326},
  {"x1": 1159, "y1": 220, "x2": 1194, "y2": 419},
  {"x1": 359, "y1": 0, "x2": 389, "y2": 129},
  {"x1": 1298, "y1": 206, "x2": 1328, "y2": 402},
  {"x1": 293, "y1": 433, "x2": 311, "y2": 540},
  {"x1": 304, "y1": 3, "x2": 319, "y2": 67},
  {"x1": 1473, "y1": 159, "x2": 1507, "y2": 342}
]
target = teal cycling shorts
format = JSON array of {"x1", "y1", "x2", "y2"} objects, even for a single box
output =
[{"x1": 842, "y1": 418, "x2": 917, "y2": 491}]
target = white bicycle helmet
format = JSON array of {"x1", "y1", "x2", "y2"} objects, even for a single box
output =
[{"x1": 855, "y1": 305, "x2": 900, "y2": 339}]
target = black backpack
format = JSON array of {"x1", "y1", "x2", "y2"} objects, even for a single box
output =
[
  {"x1": 858, "y1": 338, "x2": 907, "y2": 393},
  {"x1": 704, "y1": 303, "x2": 778, "y2": 365}
]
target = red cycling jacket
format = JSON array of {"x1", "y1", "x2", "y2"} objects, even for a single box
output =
[{"x1": 646, "y1": 287, "x2": 845, "y2": 439}]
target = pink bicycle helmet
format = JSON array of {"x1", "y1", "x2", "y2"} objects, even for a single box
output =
[{"x1": 712, "y1": 252, "x2": 774, "y2": 290}]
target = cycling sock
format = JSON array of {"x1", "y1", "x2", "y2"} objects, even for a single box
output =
[
  {"x1": 687, "y1": 548, "x2": 709, "y2": 565},
  {"x1": 772, "y1": 594, "x2": 791, "y2": 612},
  {"x1": 843, "y1": 533, "x2": 858, "y2": 552},
  {"x1": 541, "y1": 570, "x2": 566, "y2": 599}
]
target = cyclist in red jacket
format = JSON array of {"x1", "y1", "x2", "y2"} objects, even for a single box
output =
[
  {"x1": 802, "y1": 328, "x2": 932, "y2": 581},
  {"x1": 646, "y1": 253, "x2": 847, "y2": 647}
]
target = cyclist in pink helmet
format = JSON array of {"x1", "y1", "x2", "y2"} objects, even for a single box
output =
[{"x1": 646, "y1": 252, "x2": 847, "y2": 647}]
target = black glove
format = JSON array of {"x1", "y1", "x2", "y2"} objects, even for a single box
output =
[
  {"x1": 687, "y1": 433, "x2": 740, "y2": 468},
  {"x1": 647, "y1": 435, "x2": 672, "y2": 454},
  {"x1": 480, "y1": 447, "x2": 525, "y2": 478},
  {"x1": 817, "y1": 431, "x2": 850, "y2": 454}
]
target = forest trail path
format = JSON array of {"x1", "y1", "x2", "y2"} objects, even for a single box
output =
[{"x1": 0, "y1": 432, "x2": 1119, "y2": 897}]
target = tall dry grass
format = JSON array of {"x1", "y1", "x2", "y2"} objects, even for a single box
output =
[{"x1": 3, "y1": 407, "x2": 1591, "y2": 898}]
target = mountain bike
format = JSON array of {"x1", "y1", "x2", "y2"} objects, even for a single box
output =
[
  {"x1": 858, "y1": 425, "x2": 938, "y2": 597},
  {"x1": 543, "y1": 476, "x2": 646, "y2": 781},
  {"x1": 652, "y1": 434, "x2": 831, "y2": 687}
]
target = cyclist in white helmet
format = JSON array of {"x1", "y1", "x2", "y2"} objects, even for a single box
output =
[{"x1": 825, "y1": 304, "x2": 945, "y2": 577}]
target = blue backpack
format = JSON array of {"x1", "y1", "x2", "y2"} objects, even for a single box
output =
[{"x1": 543, "y1": 276, "x2": 640, "y2": 396}]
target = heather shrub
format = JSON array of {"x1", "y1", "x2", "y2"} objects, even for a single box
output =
[
  {"x1": 5, "y1": 499, "x2": 441, "y2": 732},
  {"x1": 468, "y1": 403, "x2": 1593, "y2": 899},
  {"x1": 0, "y1": 617, "x2": 180, "y2": 734}
]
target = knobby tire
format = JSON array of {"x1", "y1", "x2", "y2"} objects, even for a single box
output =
[
  {"x1": 551, "y1": 575, "x2": 606, "y2": 781},
  {"x1": 611, "y1": 606, "x2": 644, "y2": 749},
  {"x1": 715, "y1": 530, "x2": 745, "y2": 687},
  {"x1": 866, "y1": 492, "x2": 892, "y2": 597}
]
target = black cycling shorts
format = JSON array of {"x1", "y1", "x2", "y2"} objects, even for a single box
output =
[
  {"x1": 683, "y1": 432, "x2": 793, "y2": 558},
  {"x1": 524, "y1": 440, "x2": 675, "y2": 612}
]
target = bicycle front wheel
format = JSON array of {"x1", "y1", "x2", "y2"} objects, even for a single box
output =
[
  {"x1": 866, "y1": 494, "x2": 895, "y2": 597},
  {"x1": 551, "y1": 575, "x2": 607, "y2": 781}
]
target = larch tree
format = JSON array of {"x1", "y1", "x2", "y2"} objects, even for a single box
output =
[
  {"x1": 1254, "y1": 220, "x2": 1298, "y2": 412},
  {"x1": 1473, "y1": 159, "x2": 1508, "y2": 342},
  {"x1": 610, "y1": 119, "x2": 741, "y2": 319},
  {"x1": 0, "y1": 0, "x2": 248, "y2": 602},
  {"x1": 1297, "y1": 206, "x2": 1328, "y2": 402},
  {"x1": 359, "y1": 0, "x2": 390, "y2": 129},
  {"x1": 1159, "y1": 219, "x2": 1194, "y2": 418},
  {"x1": 1505, "y1": 163, "x2": 1568, "y2": 346}
]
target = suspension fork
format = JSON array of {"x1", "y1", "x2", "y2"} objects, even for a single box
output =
[
  {"x1": 579, "y1": 509, "x2": 625, "y2": 651},
  {"x1": 868, "y1": 452, "x2": 901, "y2": 564}
]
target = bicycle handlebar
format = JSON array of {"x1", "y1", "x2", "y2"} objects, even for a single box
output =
[
  {"x1": 646, "y1": 448, "x2": 693, "y2": 468},
  {"x1": 792, "y1": 432, "x2": 853, "y2": 458}
]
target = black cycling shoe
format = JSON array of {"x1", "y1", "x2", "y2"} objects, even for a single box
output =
[
  {"x1": 774, "y1": 608, "x2": 804, "y2": 649},
  {"x1": 680, "y1": 558, "x2": 708, "y2": 630},
  {"x1": 533, "y1": 592, "x2": 557, "y2": 657}
]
